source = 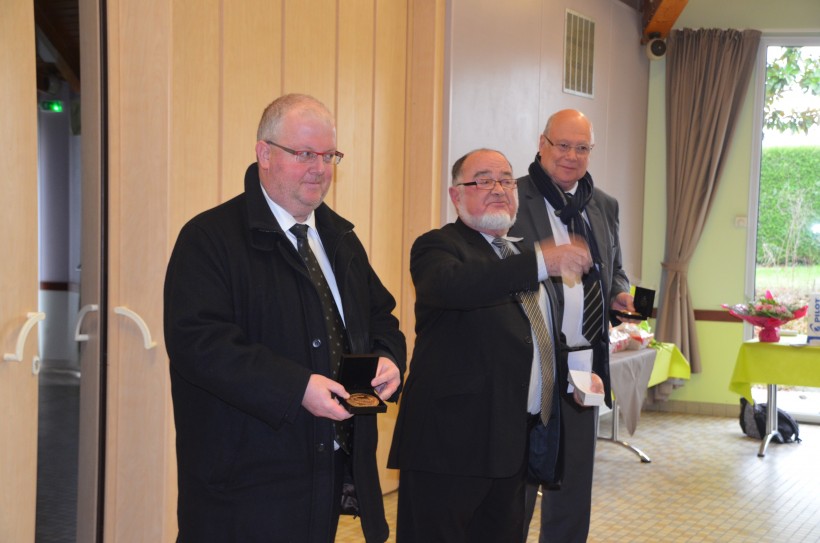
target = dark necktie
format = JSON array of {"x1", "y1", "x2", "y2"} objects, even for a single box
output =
[
  {"x1": 564, "y1": 192, "x2": 604, "y2": 345},
  {"x1": 290, "y1": 224, "x2": 351, "y2": 452},
  {"x1": 492, "y1": 237, "x2": 554, "y2": 425}
]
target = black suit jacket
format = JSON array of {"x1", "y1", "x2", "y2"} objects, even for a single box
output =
[
  {"x1": 510, "y1": 174, "x2": 631, "y2": 407},
  {"x1": 388, "y1": 219, "x2": 563, "y2": 478}
]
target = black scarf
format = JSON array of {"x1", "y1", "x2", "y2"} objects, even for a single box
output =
[{"x1": 527, "y1": 153, "x2": 600, "y2": 264}]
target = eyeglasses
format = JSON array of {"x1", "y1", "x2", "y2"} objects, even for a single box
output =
[
  {"x1": 454, "y1": 178, "x2": 517, "y2": 190},
  {"x1": 266, "y1": 141, "x2": 344, "y2": 165},
  {"x1": 544, "y1": 136, "x2": 593, "y2": 156}
]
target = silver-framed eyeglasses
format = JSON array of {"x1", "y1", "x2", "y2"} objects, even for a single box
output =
[
  {"x1": 454, "y1": 178, "x2": 517, "y2": 190},
  {"x1": 544, "y1": 136, "x2": 593, "y2": 156},
  {"x1": 266, "y1": 141, "x2": 344, "y2": 165}
]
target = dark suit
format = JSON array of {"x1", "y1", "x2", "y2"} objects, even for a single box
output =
[
  {"x1": 164, "y1": 164, "x2": 406, "y2": 543},
  {"x1": 510, "y1": 174, "x2": 630, "y2": 543},
  {"x1": 387, "y1": 219, "x2": 562, "y2": 542}
]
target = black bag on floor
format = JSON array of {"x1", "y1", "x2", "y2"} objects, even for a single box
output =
[{"x1": 739, "y1": 397, "x2": 801, "y2": 443}]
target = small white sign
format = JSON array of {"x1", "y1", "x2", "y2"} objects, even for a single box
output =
[{"x1": 808, "y1": 293, "x2": 820, "y2": 346}]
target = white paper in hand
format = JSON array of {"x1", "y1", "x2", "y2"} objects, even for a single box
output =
[{"x1": 568, "y1": 370, "x2": 605, "y2": 406}]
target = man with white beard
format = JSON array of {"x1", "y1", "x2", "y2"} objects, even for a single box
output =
[{"x1": 388, "y1": 148, "x2": 593, "y2": 543}]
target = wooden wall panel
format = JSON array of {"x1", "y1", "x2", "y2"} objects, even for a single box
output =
[
  {"x1": 402, "y1": 0, "x2": 446, "y2": 350},
  {"x1": 221, "y1": 1, "x2": 282, "y2": 199},
  {"x1": 106, "y1": 0, "x2": 174, "y2": 539},
  {"x1": 336, "y1": 0, "x2": 376, "y2": 243},
  {"x1": 0, "y1": 1, "x2": 39, "y2": 540},
  {"x1": 170, "y1": 0, "x2": 222, "y2": 240},
  {"x1": 371, "y1": 0, "x2": 410, "y2": 494}
]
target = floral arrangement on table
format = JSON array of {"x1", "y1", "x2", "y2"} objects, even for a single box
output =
[{"x1": 722, "y1": 290, "x2": 808, "y2": 342}]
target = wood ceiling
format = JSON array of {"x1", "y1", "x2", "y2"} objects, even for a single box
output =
[{"x1": 34, "y1": 0, "x2": 686, "y2": 96}]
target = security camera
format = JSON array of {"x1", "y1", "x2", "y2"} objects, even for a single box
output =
[{"x1": 645, "y1": 35, "x2": 666, "y2": 60}]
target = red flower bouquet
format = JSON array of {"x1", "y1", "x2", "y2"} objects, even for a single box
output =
[{"x1": 723, "y1": 291, "x2": 808, "y2": 342}]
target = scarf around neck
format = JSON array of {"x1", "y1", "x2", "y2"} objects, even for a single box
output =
[{"x1": 527, "y1": 153, "x2": 595, "y2": 231}]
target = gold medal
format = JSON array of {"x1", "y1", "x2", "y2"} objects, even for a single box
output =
[{"x1": 347, "y1": 393, "x2": 379, "y2": 407}]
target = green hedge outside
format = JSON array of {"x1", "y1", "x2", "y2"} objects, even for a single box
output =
[{"x1": 757, "y1": 146, "x2": 820, "y2": 266}]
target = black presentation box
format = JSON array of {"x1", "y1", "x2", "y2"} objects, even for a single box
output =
[{"x1": 338, "y1": 354, "x2": 387, "y2": 415}]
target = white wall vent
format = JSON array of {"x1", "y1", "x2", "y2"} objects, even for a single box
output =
[{"x1": 563, "y1": 10, "x2": 595, "y2": 98}]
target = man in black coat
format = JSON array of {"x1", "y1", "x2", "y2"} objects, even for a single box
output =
[
  {"x1": 388, "y1": 148, "x2": 593, "y2": 542},
  {"x1": 511, "y1": 109, "x2": 636, "y2": 543},
  {"x1": 164, "y1": 93, "x2": 406, "y2": 543}
]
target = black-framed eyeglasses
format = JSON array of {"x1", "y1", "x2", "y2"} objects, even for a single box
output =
[
  {"x1": 266, "y1": 141, "x2": 344, "y2": 165},
  {"x1": 544, "y1": 136, "x2": 593, "y2": 156},
  {"x1": 454, "y1": 178, "x2": 517, "y2": 190}
]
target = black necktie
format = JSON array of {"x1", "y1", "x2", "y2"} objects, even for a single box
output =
[
  {"x1": 290, "y1": 224, "x2": 351, "y2": 452},
  {"x1": 564, "y1": 192, "x2": 604, "y2": 344},
  {"x1": 492, "y1": 237, "x2": 554, "y2": 425}
]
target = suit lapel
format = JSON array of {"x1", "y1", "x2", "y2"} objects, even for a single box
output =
[{"x1": 520, "y1": 186, "x2": 555, "y2": 241}]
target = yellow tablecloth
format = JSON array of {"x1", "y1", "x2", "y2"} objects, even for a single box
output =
[
  {"x1": 648, "y1": 342, "x2": 691, "y2": 387},
  {"x1": 729, "y1": 335, "x2": 820, "y2": 403}
]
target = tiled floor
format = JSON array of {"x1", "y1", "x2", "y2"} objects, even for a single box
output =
[
  {"x1": 338, "y1": 411, "x2": 820, "y2": 542},
  {"x1": 36, "y1": 372, "x2": 820, "y2": 543}
]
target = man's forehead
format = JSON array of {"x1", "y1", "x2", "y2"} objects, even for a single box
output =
[{"x1": 465, "y1": 152, "x2": 512, "y2": 176}]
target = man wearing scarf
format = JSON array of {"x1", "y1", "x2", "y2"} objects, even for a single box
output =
[{"x1": 511, "y1": 109, "x2": 637, "y2": 543}]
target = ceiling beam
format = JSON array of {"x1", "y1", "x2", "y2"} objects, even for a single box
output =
[{"x1": 642, "y1": 0, "x2": 689, "y2": 43}]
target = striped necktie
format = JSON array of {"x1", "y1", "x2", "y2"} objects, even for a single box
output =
[
  {"x1": 492, "y1": 237, "x2": 554, "y2": 425},
  {"x1": 564, "y1": 192, "x2": 604, "y2": 344}
]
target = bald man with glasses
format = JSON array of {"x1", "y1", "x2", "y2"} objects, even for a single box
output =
[{"x1": 511, "y1": 109, "x2": 637, "y2": 543}]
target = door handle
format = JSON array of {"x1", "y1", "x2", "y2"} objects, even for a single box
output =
[
  {"x1": 4, "y1": 311, "x2": 46, "y2": 362},
  {"x1": 113, "y1": 306, "x2": 157, "y2": 350},
  {"x1": 74, "y1": 304, "x2": 99, "y2": 342}
]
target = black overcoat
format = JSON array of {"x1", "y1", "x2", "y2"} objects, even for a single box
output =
[{"x1": 164, "y1": 163, "x2": 406, "y2": 542}]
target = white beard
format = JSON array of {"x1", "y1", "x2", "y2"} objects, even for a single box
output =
[{"x1": 457, "y1": 206, "x2": 517, "y2": 233}]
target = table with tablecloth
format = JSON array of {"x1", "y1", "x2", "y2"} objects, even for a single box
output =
[
  {"x1": 729, "y1": 335, "x2": 820, "y2": 456},
  {"x1": 602, "y1": 343, "x2": 691, "y2": 462}
]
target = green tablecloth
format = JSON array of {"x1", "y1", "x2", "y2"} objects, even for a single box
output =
[
  {"x1": 648, "y1": 342, "x2": 691, "y2": 387},
  {"x1": 729, "y1": 335, "x2": 820, "y2": 403}
]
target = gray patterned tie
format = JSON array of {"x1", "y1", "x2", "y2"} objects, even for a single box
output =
[
  {"x1": 290, "y1": 224, "x2": 351, "y2": 452},
  {"x1": 564, "y1": 192, "x2": 604, "y2": 344},
  {"x1": 492, "y1": 237, "x2": 555, "y2": 425}
]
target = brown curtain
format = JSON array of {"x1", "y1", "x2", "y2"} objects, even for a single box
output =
[{"x1": 654, "y1": 29, "x2": 761, "y2": 391}]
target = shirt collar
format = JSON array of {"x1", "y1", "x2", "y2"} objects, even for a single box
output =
[{"x1": 260, "y1": 183, "x2": 317, "y2": 233}]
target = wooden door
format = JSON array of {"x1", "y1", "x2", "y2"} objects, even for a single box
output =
[{"x1": 0, "y1": 2, "x2": 41, "y2": 540}]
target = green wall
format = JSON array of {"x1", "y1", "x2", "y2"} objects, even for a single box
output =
[{"x1": 641, "y1": 0, "x2": 820, "y2": 406}]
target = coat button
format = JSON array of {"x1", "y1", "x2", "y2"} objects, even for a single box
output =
[
  {"x1": 317, "y1": 442, "x2": 326, "y2": 452},
  {"x1": 312, "y1": 338, "x2": 322, "y2": 348},
  {"x1": 525, "y1": 335, "x2": 533, "y2": 344}
]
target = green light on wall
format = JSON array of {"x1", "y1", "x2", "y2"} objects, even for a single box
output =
[{"x1": 39, "y1": 100, "x2": 63, "y2": 113}]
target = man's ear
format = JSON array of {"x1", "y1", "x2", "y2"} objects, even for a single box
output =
[
  {"x1": 255, "y1": 140, "x2": 271, "y2": 168},
  {"x1": 448, "y1": 185, "x2": 460, "y2": 207}
]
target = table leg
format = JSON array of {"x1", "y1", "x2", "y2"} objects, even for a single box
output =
[
  {"x1": 598, "y1": 401, "x2": 651, "y2": 463},
  {"x1": 758, "y1": 384, "x2": 782, "y2": 458}
]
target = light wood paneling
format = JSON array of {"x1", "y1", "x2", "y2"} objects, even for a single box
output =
[
  {"x1": 221, "y1": 0, "x2": 282, "y2": 199},
  {"x1": 105, "y1": 0, "x2": 174, "y2": 539},
  {"x1": 0, "y1": 2, "x2": 39, "y2": 541},
  {"x1": 170, "y1": 0, "x2": 221, "y2": 239},
  {"x1": 336, "y1": 0, "x2": 376, "y2": 242},
  {"x1": 372, "y1": 0, "x2": 411, "y2": 494},
  {"x1": 402, "y1": 0, "x2": 446, "y2": 351}
]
